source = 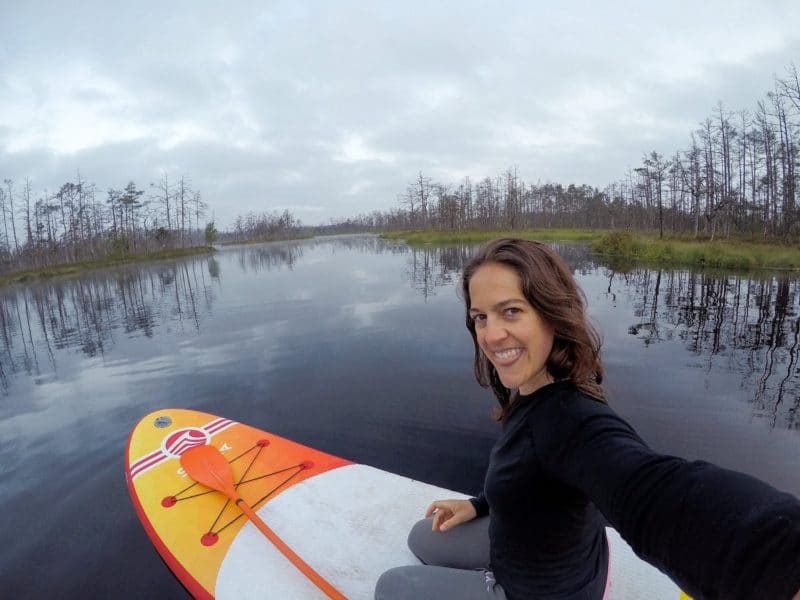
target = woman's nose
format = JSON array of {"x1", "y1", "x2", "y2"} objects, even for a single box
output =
[{"x1": 483, "y1": 317, "x2": 507, "y2": 343}]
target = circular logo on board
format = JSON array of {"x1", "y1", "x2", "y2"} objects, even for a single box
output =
[
  {"x1": 161, "y1": 427, "x2": 210, "y2": 458},
  {"x1": 153, "y1": 415, "x2": 173, "y2": 428}
]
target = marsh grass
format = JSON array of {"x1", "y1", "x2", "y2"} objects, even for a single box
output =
[
  {"x1": 591, "y1": 232, "x2": 800, "y2": 271},
  {"x1": 382, "y1": 228, "x2": 800, "y2": 271},
  {"x1": 0, "y1": 246, "x2": 215, "y2": 287}
]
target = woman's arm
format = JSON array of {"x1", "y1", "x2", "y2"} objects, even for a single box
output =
[{"x1": 531, "y1": 392, "x2": 800, "y2": 600}]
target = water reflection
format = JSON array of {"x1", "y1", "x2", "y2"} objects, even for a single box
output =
[
  {"x1": 3, "y1": 240, "x2": 800, "y2": 432},
  {"x1": 229, "y1": 235, "x2": 411, "y2": 276},
  {"x1": 0, "y1": 256, "x2": 220, "y2": 394},
  {"x1": 232, "y1": 240, "x2": 307, "y2": 273},
  {"x1": 612, "y1": 268, "x2": 800, "y2": 430},
  {"x1": 400, "y1": 243, "x2": 800, "y2": 430},
  {"x1": 405, "y1": 246, "x2": 470, "y2": 299},
  {"x1": 403, "y1": 242, "x2": 597, "y2": 299},
  {"x1": 0, "y1": 236, "x2": 413, "y2": 397}
]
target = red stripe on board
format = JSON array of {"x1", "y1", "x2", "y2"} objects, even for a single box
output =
[
  {"x1": 203, "y1": 418, "x2": 235, "y2": 434},
  {"x1": 130, "y1": 451, "x2": 167, "y2": 479},
  {"x1": 202, "y1": 417, "x2": 229, "y2": 431},
  {"x1": 130, "y1": 449, "x2": 163, "y2": 472}
]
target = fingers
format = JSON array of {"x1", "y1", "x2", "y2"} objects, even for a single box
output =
[
  {"x1": 432, "y1": 510, "x2": 447, "y2": 531},
  {"x1": 425, "y1": 499, "x2": 471, "y2": 532},
  {"x1": 438, "y1": 510, "x2": 462, "y2": 532},
  {"x1": 426, "y1": 499, "x2": 459, "y2": 517},
  {"x1": 429, "y1": 505, "x2": 450, "y2": 531}
]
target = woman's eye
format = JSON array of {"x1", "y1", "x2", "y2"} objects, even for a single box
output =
[
  {"x1": 473, "y1": 314, "x2": 486, "y2": 324},
  {"x1": 504, "y1": 308, "x2": 521, "y2": 317}
]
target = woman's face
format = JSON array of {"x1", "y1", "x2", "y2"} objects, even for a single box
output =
[{"x1": 468, "y1": 262, "x2": 555, "y2": 395}]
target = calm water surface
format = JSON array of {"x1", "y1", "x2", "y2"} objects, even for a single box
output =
[{"x1": 1, "y1": 235, "x2": 799, "y2": 598}]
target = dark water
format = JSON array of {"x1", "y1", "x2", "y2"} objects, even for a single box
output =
[{"x1": 1, "y1": 235, "x2": 798, "y2": 598}]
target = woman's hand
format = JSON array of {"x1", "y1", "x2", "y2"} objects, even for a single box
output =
[{"x1": 424, "y1": 499, "x2": 478, "y2": 532}]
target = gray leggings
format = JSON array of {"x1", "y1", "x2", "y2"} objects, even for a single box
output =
[{"x1": 374, "y1": 516, "x2": 507, "y2": 599}]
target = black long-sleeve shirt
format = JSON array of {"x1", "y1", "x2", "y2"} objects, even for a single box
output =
[{"x1": 469, "y1": 381, "x2": 800, "y2": 600}]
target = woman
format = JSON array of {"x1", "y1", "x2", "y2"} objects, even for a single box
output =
[{"x1": 375, "y1": 238, "x2": 800, "y2": 600}]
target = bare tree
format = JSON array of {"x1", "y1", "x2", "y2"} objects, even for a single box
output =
[
  {"x1": 3, "y1": 179, "x2": 20, "y2": 253},
  {"x1": 152, "y1": 172, "x2": 173, "y2": 232}
]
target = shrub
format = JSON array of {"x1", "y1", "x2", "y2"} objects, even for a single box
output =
[{"x1": 590, "y1": 231, "x2": 642, "y2": 256}]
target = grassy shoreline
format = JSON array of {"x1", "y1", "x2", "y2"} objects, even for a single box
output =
[
  {"x1": 381, "y1": 229, "x2": 800, "y2": 271},
  {"x1": 8, "y1": 231, "x2": 796, "y2": 285},
  {"x1": 590, "y1": 231, "x2": 800, "y2": 271},
  {"x1": 0, "y1": 246, "x2": 216, "y2": 287}
]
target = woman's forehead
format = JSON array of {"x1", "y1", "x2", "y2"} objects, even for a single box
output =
[{"x1": 469, "y1": 264, "x2": 525, "y2": 301}]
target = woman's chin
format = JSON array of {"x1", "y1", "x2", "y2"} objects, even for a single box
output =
[{"x1": 496, "y1": 375, "x2": 522, "y2": 390}]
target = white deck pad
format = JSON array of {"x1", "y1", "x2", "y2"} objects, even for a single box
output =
[{"x1": 217, "y1": 463, "x2": 684, "y2": 599}]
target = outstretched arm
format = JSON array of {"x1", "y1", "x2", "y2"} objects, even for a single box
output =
[{"x1": 532, "y1": 394, "x2": 800, "y2": 600}]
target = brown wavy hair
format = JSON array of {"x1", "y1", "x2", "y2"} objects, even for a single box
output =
[{"x1": 461, "y1": 238, "x2": 604, "y2": 420}]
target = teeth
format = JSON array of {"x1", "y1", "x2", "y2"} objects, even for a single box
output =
[{"x1": 494, "y1": 349, "x2": 521, "y2": 360}]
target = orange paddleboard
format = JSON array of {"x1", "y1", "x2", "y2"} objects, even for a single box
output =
[{"x1": 125, "y1": 408, "x2": 349, "y2": 598}]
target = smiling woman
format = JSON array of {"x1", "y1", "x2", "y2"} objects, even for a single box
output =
[
  {"x1": 464, "y1": 238, "x2": 604, "y2": 418},
  {"x1": 375, "y1": 238, "x2": 800, "y2": 600},
  {"x1": 468, "y1": 263, "x2": 556, "y2": 396}
]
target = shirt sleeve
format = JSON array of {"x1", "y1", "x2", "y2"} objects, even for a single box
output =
[
  {"x1": 469, "y1": 493, "x2": 489, "y2": 518},
  {"x1": 530, "y1": 392, "x2": 800, "y2": 600}
]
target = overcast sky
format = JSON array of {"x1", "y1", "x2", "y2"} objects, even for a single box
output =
[{"x1": 2, "y1": 1, "x2": 799, "y2": 228}]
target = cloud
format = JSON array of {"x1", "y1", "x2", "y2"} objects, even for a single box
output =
[
  {"x1": 1, "y1": 0, "x2": 799, "y2": 226},
  {"x1": 335, "y1": 134, "x2": 397, "y2": 165}
]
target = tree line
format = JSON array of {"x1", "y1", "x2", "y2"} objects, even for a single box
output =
[
  {"x1": 0, "y1": 172, "x2": 209, "y2": 274},
  {"x1": 333, "y1": 64, "x2": 800, "y2": 241},
  {"x1": 223, "y1": 209, "x2": 304, "y2": 243}
]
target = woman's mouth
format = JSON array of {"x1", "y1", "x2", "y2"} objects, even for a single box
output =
[{"x1": 492, "y1": 348, "x2": 523, "y2": 365}]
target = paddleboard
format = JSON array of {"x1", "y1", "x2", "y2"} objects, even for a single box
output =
[{"x1": 125, "y1": 408, "x2": 689, "y2": 599}]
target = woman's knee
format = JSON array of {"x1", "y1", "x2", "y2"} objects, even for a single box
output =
[
  {"x1": 407, "y1": 517, "x2": 435, "y2": 562},
  {"x1": 374, "y1": 566, "x2": 420, "y2": 600},
  {"x1": 407, "y1": 515, "x2": 490, "y2": 570}
]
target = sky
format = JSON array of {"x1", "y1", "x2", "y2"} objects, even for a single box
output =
[{"x1": 1, "y1": 0, "x2": 799, "y2": 228}]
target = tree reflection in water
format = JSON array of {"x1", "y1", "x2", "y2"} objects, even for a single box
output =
[
  {"x1": 0, "y1": 255, "x2": 220, "y2": 393},
  {"x1": 229, "y1": 235, "x2": 409, "y2": 275},
  {"x1": 0, "y1": 236, "x2": 404, "y2": 395},
  {"x1": 616, "y1": 267, "x2": 800, "y2": 430}
]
